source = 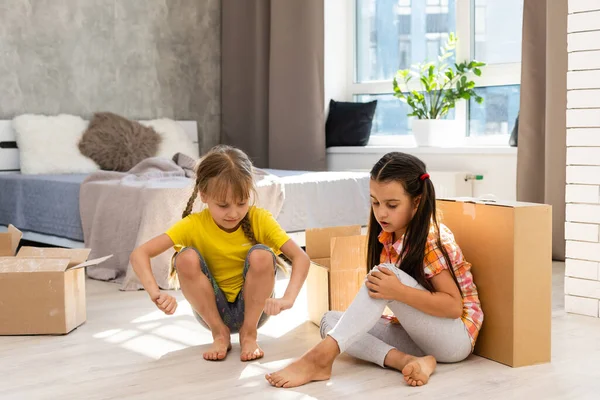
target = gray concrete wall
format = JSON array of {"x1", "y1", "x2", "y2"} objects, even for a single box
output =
[{"x1": 0, "y1": 0, "x2": 220, "y2": 152}]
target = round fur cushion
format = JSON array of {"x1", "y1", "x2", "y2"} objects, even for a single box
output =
[{"x1": 79, "y1": 112, "x2": 161, "y2": 171}]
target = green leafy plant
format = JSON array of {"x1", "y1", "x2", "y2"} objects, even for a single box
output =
[{"x1": 392, "y1": 33, "x2": 486, "y2": 120}]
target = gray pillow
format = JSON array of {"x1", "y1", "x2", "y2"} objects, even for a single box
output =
[{"x1": 79, "y1": 112, "x2": 161, "y2": 171}]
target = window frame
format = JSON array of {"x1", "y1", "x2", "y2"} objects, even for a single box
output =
[{"x1": 347, "y1": 0, "x2": 522, "y2": 147}]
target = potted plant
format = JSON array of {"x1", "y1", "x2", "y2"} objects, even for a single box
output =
[{"x1": 393, "y1": 33, "x2": 486, "y2": 147}]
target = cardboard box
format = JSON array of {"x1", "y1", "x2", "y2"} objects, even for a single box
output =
[
  {"x1": 305, "y1": 225, "x2": 362, "y2": 260},
  {"x1": 0, "y1": 224, "x2": 20, "y2": 257},
  {"x1": 305, "y1": 225, "x2": 367, "y2": 325},
  {"x1": 0, "y1": 225, "x2": 112, "y2": 335},
  {"x1": 306, "y1": 262, "x2": 329, "y2": 326},
  {"x1": 437, "y1": 198, "x2": 552, "y2": 367},
  {"x1": 329, "y1": 235, "x2": 367, "y2": 312}
]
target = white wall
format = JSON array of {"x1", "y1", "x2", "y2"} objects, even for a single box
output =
[
  {"x1": 564, "y1": 0, "x2": 600, "y2": 318},
  {"x1": 324, "y1": 0, "x2": 351, "y2": 108},
  {"x1": 327, "y1": 147, "x2": 517, "y2": 200}
]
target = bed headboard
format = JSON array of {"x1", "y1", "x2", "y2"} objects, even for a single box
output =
[{"x1": 0, "y1": 119, "x2": 199, "y2": 172}]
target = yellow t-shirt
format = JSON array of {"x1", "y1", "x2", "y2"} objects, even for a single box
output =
[{"x1": 165, "y1": 206, "x2": 290, "y2": 302}]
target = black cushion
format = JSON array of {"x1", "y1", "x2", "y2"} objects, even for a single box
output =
[{"x1": 325, "y1": 99, "x2": 377, "y2": 147}]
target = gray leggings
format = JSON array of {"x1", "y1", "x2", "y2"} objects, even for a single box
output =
[{"x1": 320, "y1": 264, "x2": 472, "y2": 367}]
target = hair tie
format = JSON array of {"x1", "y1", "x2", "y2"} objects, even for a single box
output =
[{"x1": 420, "y1": 173, "x2": 430, "y2": 181}]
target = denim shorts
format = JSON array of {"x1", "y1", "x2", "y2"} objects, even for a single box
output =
[{"x1": 173, "y1": 244, "x2": 277, "y2": 333}]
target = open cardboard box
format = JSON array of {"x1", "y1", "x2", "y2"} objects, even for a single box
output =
[
  {"x1": 305, "y1": 225, "x2": 367, "y2": 325},
  {"x1": 437, "y1": 197, "x2": 552, "y2": 368},
  {"x1": 0, "y1": 225, "x2": 112, "y2": 335}
]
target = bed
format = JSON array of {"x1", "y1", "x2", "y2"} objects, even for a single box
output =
[
  {"x1": 0, "y1": 169, "x2": 370, "y2": 242},
  {"x1": 0, "y1": 118, "x2": 371, "y2": 289}
]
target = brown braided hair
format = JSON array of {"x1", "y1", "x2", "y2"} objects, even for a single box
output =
[{"x1": 169, "y1": 145, "x2": 287, "y2": 286}]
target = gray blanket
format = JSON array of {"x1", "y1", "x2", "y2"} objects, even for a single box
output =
[{"x1": 80, "y1": 156, "x2": 284, "y2": 290}]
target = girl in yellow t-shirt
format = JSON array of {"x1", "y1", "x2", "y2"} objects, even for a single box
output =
[{"x1": 130, "y1": 145, "x2": 310, "y2": 362}]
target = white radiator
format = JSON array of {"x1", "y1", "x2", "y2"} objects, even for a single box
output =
[{"x1": 429, "y1": 171, "x2": 480, "y2": 198}]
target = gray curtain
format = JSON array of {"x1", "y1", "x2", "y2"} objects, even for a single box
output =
[
  {"x1": 221, "y1": 0, "x2": 326, "y2": 170},
  {"x1": 517, "y1": 0, "x2": 568, "y2": 260}
]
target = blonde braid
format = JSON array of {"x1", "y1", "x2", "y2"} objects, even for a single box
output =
[
  {"x1": 241, "y1": 213, "x2": 289, "y2": 276},
  {"x1": 169, "y1": 179, "x2": 201, "y2": 288},
  {"x1": 240, "y1": 214, "x2": 258, "y2": 245},
  {"x1": 182, "y1": 179, "x2": 200, "y2": 219}
]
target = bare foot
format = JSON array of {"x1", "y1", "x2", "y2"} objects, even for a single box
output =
[
  {"x1": 203, "y1": 329, "x2": 231, "y2": 361},
  {"x1": 401, "y1": 356, "x2": 437, "y2": 387},
  {"x1": 239, "y1": 327, "x2": 264, "y2": 361},
  {"x1": 265, "y1": 337, "x2": 339, "y2": 388}
]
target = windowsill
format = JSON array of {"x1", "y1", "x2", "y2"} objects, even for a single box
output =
[{"x1": 327, "y1": 145, "x2": 518, "y2": 155}]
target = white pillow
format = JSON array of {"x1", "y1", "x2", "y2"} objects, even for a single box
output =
[
  {"x1": 139, "y1": 119, "x2": 199, "y2": 160},
  {"x1": 12, "y1": 114, "x2": 99, "y2": 175}
]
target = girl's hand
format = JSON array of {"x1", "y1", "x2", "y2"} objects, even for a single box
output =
[
  {"x1": 151, "y1": 291, "x2": 178, "y2": 315},
  {"x1": 264, "y1": 297, "x2": 294, "y2": 316},
  {"x1": 366, "y1": 266, "x2": 404, "y2": 301}
]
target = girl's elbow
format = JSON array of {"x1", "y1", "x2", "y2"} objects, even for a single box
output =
[
  {"x1": 129, "y1": 248, "x2": 144, "y2": 268},
  {"x1": 291, "y1": 250, "x2": 310, "y2": 265},
  {"x1": 451, "y1": 302, "x2": 463, "y2": 319},
  {"x1": 301, "y1": 251, "x2": 310, "y2": 264}
]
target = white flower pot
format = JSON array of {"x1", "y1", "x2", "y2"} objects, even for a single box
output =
[{"x1": 411, "y1": 119, "x2": 462, "y2": 147}]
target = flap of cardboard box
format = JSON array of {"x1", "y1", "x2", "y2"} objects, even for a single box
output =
[
  {"x1": 438, "y1": 197, "x2": 549, "y2": 208},
  {"x1": 0, "y1": 224, "x2": 23, "y2": 257},
  {"x1": 68, "y1": 254, "x2": 113, "y2": 270},
  {"x1": 0, "y1": 257, "x2": 72, "y2": 272},
  {"x1": 0, "y1": 254, "x2": 113, "y2": 273},
  {"x1": 17, "y1": 247, "x2": 92, "y2": 268},
  {"x1": 311, "y1": 257, "x2": 331, "y2": 270},
  {"x1": 305, "y1": 225, "x2": 362, "y2": 259}
]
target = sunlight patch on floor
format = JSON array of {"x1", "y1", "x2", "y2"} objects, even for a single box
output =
[
  {"x1": 93, "y1": 329, "x2": 122, "y2": 339},
  {"x1": 238, "y1": 362, "x2": 272, "y2": 379},
  {"x1": 240, "y1": 380, "x2": 262, "y2": 388},
  {"x1": 90, "y1": 276, "x2": 314, "y2": 359},
  {"x1": 137, "y1": 322, "x2": 162, "y2": 330},
  {"x1": 120, "y1": 334, "x2": 187, "y2": 359},
  {"x1": 258, "y1": 278, "x2": 310, "y2": 339},
  {"x1": 130, "y1": 310, "x2": 173, "y2": 324},
  {"x1": 150, "y1": 324, "x2": 209, "y2": 347},
  {"x1": 103, "y1": 329, "x2": 139, "y2": 344},
  {"x1": 260, "y1": 357, "x2": 295, "y2": 370}
]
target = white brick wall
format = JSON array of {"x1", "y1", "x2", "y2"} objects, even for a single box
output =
[
  {"x1": 566, "y1": 184, "x2": 599, "y2": 203},
  {"x1": 567, "y1": 128, "x2": 600, "y2": 146},
  {"x1": 569, "y1": 50, "x2": 600, "y2": 70},
  {"x1": 566, "y1": 259, "x2": 599, "y2": 280},
  {"x1": 566, "y1": 0, "x2": 600, "y2": 317},
  {"x1": 569, "y1": 0, "x2": 600, "y2": 14},
  {"x1": 565, "y1": 222, "x2": 599, "y2": 241}
]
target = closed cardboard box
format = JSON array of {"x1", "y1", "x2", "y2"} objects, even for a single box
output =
[
  {"x1": 0, "y1": 225, "x2": 112, "y2": 335},
  {"x1": 437, "y1": 198, "x2": 552, "y2": 367}
]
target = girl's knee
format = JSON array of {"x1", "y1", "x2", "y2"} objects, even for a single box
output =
[
  {"x1": 319, "y1": 311, "x2": 342, "y2": 339},
  {"x1": 375, "y1": 263, "x2": 420, "y2": 288},
  {"x1": 247, "y1": 248, "x2": 275, "y2": 273},
  {"x1": 435, "y1": 350, "x2": 471, "y2": 364},
  {"x1": 175, "y1": 249, "x2": 202, "y2": 279}
]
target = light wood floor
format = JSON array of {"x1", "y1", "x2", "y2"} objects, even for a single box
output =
[{"x1": 2, "y1": 262, "x2": 600, "y2": 399}]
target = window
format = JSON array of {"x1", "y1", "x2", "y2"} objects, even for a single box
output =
[
  {"x1": 469, "y1": 85, "x2": 520, "y2": 136},
  {"x1": 355, "y1": 93, "x2": 455, "y2": 136},
  {"x1": 351, "y1": 0, "x2": 523, "y2": 145}
]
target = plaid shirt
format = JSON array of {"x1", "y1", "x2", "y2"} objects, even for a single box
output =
[{"x1": 379, "y1": 223, "x2": 483, "y2": 348}]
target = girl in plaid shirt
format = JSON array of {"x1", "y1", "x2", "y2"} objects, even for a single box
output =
[{"x1": 266, "y1": 152, "x2": 483, "y2": 389}]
